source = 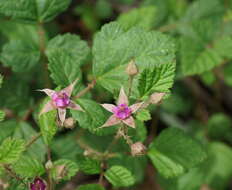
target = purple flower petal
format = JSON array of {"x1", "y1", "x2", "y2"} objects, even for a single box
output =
[
  {"x1": 122, "y1": 116, "x2": 135, "y2": 128},
  {"x1": 117, "y1": 87, "x2": 129, "y2": 105},
  {"x1": 58, "y1": 108, "x2": 66, "y2": 125},
  {"x1": 38, "y1": 89, "x2": 56, "y2": 97},
  {"x1": 61, "y1": 78, "x2": 78, "y2": 97},
  {"x1": 130, "y1": 102, "x2": 143, "y2": 113},
  {"x1": 68, "y1": 101, "x2": 83, "y2": 111},
  {"x1": 100, "y1": 115, "x2": 121, "y2": 128},
  {"x1": 101, "y1": 104, "x2": 116, "y2": 113},
  {"x1": 39, "y1": 100, "x2": 56, "y2": 116}
]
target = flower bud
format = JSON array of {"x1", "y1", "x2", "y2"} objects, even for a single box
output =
[
  {"x1": 150, "y1": 92, "x2": 165, "y2": 104},
  {"x1": 45, "y1": 160, "x2": 53, "y2": 170},
  {"x1": 30, "y1": 178, "x2": 46, "y2": 190},
  {"x1": 131, "y1": 142, "x2": 146, "y2": 156},
  {"x1": 64, "y1": 117, "x2": 76, "y2": 129},
  {"x1": 126, "y1": 60, "x2": 139, "y2": 76},
  {"x1": 55, "y1": 165, "x2": 67, "y2": 180}
]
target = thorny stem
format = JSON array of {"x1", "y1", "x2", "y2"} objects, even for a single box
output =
[
  {"x1": 25, "y1": 133, "x2": 42, "y2": 149},
  {"x1": 3, "y1": 165, "x2": 27, "y2": 186},
  {"x1": 74, "y1": 79, "x2": 96, "y2": 99}
]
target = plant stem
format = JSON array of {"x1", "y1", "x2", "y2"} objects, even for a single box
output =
[
  {"x1": 73, "y1": 79, "x2": 96, "y2": 99},
  {"x1": 25, "y1": 133, "x2": 42, "y2": 149},
  {"x1": 128, "y1": 76, "x2": 134, "y2": 98},
  {"x1": 46, "y1": 147, "x2": 53, "y2": 190},
  {"x1": 3, "y1": 165, "x2": 27, "y2": 186}
]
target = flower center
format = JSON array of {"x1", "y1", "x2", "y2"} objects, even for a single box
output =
[
  {"x1": 113, "y1": 104, "x2": 132, "y2": 120},
  {"x1": 52, "y1": 92, "x2": 70, "y2": 108}
]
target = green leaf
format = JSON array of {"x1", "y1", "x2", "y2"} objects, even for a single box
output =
[
  {"x1": 177, "y1": 0, "x2": 225, "y2": 77},
  {"x1": 76, "y1": 155, "x2": 101, "y2": 175},
  {"x1": 158, "y1": 142, "x2": 232, "y2": 190},
  {"x1": 108, "y1": 155, "x2": 147, "y2": 183},
  {"x1": 46, "y1": 34, "x2": 90, "y2": 87},
  {"x1": 13, "y1": 122, "x2": 46, "y2": 162},
  {"x1": 179, "y1": 36, "x2": 223, "y2": 76},
  {"x1": 0, "y1": 120, "x2": 18, "y2": 143},
  {"x1": 181, "y1": 0, "x2": 224, "y2": 23},
  {"x1": 207, "y1": 113, "x2": 232, "y2": 143},
  {"x1": 71, "y1": 99, "x2": 115, "y2": 136},
  {"x1": 38, "y1": 99, "x2": 58, "y2": 145},
  {"x1": 1, "y1": 40, "x2": 40, "y2": 72},
  {"x1": 148, "y1": 128, "x2": 207, "y2": 178},
  {"x1": 0, "y1": 138, "x2": 25, "y2": 164},
  {"x1": 92, "y1": 22, "x2": 176, "y2": 94},
  {"x1": 0, "y1": 75, "x2": 30, "y2": 112},
  {"x1": 51, "y1": 159, "x2": 79, "y2": 181},
  {"x1": 12, "y1": 156, "x2": 45, "y2": 178},
  {"x1": 0, "y1": 0, "x2": 72, "y2": 22},
  {"x1": 104, "y1": 165, "x2": 135, "y2": 187},
  {"x1": 138, "y1": 62, "x2": 175, "y2": 99},
  {"x1": 77, "y1": 184, "x2": 105, "y2": 190},
  {"x1": 214, "y1": 35, "x2": 232, "y2": 59},
  {"x1": 136, "y1": 109, "x2": 151, "y2": 122},
  {"x1": 117, "y1": 6, "x2": 156, "y2": 31},
  {"x1": 204, "y1": 142, "x2": 232, "y2": 189},
  {"x1": 51, "y1": 133, "x2": 83, "y2": 161},
  {"x1": 0, "y1": 110, "x2": 5, "y2": 122}
]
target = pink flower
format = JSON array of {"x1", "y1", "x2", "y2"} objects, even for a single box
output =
[
  {"x1": 101, "y1": 87, "x2": 143, "y2": 128},
  {"x1": 30, "y1": 177, "x2": 46, "y2": 190},
  {"x1": 38, "y1": 79, "x2": 83, "y2": 125}
]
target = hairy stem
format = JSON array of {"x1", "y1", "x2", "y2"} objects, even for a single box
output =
[
  {"x1": 3, "y1": 165, "x2": 27, "y2": 186},
  {"x1": 25, "y1": 133, "x2": 42, "y2": 149},
  {"x1": 74, "y1": 79, "x2": 96, "y2": 99},
  {"x1": 128, "y1": 76, "x2": 134, "y2": 98}
]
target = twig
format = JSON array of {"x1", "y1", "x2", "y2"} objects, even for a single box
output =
[
  {"x1": 3, "y1": 165, "x2": 27, "y2": 186},
  {"x1": 74, "y1": 79, "x2": 96, "y2": 99},
  {"x1": 128, "y1": 76, "x2": 134, "y2": 98},
  {"x1": 25, "y1": 133, "x2": 42, "y2": 149}
]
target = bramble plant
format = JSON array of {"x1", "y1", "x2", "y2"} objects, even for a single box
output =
[{"x1": 0, "y1": 0, "x2": 232, "y2": 190}]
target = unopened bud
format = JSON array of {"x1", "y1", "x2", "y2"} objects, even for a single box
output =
[
  {"x1": 150, "y1": 92, "x2": 165, "y2": 104},
  {"x1": 64, "y1": 117, "x2": 76, "y2": 129},
  {"x1": 30, "y1": 178, "x2": 46, "y2": 190},
  {"x1": 126, "y1": 60, "x2": 139, "y2": 76},
  {"x1": 45, "y1": 160, "x2": 53, "y2": 170},
  {"x1": 83, "y1": 150, "x2": 92, "y2": 156},
  {"x1": 55, "y1": 165, "x2": 67, "y2": 180},
  {"x1": 131, "y1": 142, "x2": 147, "y2": 156}
]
